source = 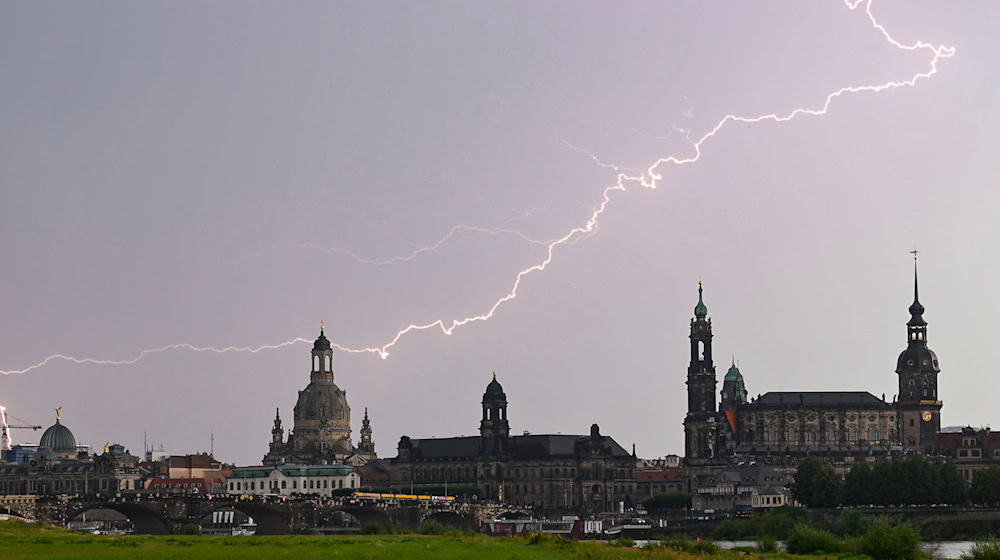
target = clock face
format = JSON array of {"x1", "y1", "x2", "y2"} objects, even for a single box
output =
[{"x1": 921, "y1": 411, "x2": 933, "y2": 422}]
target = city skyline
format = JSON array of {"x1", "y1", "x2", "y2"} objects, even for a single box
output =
[{"x1": 2, "y1": 1, "x2": 998, "y2": 465}]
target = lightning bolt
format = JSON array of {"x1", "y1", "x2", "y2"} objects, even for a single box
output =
[
  {"x1": 0, "y1": 407, "x2": 10, "y2": 451},
  {"x1": 0, "y1": 0, "x2": 956, "y2": 375},
  {"x1": 227, "y1": 225, "x2": 551, "y2": 266}
]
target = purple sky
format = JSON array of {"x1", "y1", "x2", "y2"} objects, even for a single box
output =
[{"x1": 1, "y1": 1, "x2": 997, "y2": 465}]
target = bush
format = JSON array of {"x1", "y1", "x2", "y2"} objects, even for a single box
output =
[
  {"x1": 181, "y1": 523, "x2": 201, "y2": 535},
  {"x1": 859, "y1": 521, "x2": 921, "y2": 560},
  {"x1": 360, "y1": 522, "x2": 384, "y2": 534},
  {"x1": 659, "y1": 536, "x2": 695, "y2": 552},
  {"x1": 786, "y1": 524, "x2": 843, "y2": 554},
  {"x1": 691, "y1": 539, "x2": 719, "y2": 555},
  {"x1": 963, "y1": 538, "x2": 1000, "y2": 560},
  {"x1": 419, "y1": 520, "x2": 447, "y2": 535},
  {"x1": 523, "y1": 532, "x2": 571, "y2": 547},
  {"x1": 611, "y1": 538, "x2": 636, "y2": 548},
  {"x1": 757, "y1": 535, "x2": 778, "y2": 553}
]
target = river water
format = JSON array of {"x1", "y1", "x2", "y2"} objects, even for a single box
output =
[{"x1": 632, "y1": 540, "x2": 977, "y2": 558}]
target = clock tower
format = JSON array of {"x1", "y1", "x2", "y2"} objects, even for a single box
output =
[{"x1": 896, "y1": 252, "x2": 941, "y2": 453}]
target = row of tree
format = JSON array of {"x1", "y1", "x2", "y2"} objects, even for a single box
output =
[{"x1": 793, "y1": 456, "x2": 1000, "y2": 507}]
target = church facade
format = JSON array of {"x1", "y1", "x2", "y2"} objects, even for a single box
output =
[
  {"x1": 684, "y1": 260, "x2": 942, "y2": 470},
  {"x1": 263, "y1": 328, "x2": 375, "y2": 466}
]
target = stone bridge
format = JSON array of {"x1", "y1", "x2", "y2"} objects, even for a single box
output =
[{"x1": 25, "y1": 495, "x2": 531, "y2": 535}]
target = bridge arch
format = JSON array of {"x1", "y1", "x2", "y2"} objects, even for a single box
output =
[
  {"x1": 334, "y1": 506, "x2": 392, "y2": 529},
  {"x1": 230, "y1": 502, "x2": 292, "y2": 535},
  {"x1": 66, "y1": 504, "x2": 168, "y2": 535},
  {"x1": 422, "y1": 510, "x2": 475, "y2": 530}
]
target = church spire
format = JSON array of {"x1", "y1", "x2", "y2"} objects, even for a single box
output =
[
  {"x1": 694, "y1": 279, "x2": 708, "y2": 319},
  {"x1": 907, "y1": 250, "x2": 927, "y2": 335}
]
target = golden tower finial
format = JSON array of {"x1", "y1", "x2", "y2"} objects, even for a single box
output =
[
  {"x1": 103, "y1": 442, "x2": 109, "y2": 454},
  {"x1": 55, "y1": 407, "x2": 61, "y2": 421},
  {"x1": 732, "y1": 355, "x2": 736, "y2": 367},
  {"x1": 320, "y1": 319, "x2": 325, "y2": 331},
  {"x1": 910, "y1": 248, "x2": 919, "y2": 261},
  {"x1": 492, "y1": 371, "x2": 496, "y2": 380}
]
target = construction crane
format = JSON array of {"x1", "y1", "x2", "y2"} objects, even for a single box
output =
[{"x1": 0, "y1": 409, "x2": 42, "y2": 450}]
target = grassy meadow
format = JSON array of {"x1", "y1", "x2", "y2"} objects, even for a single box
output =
[{"x1": 0, "y1": 520, "x2": 837, "y2": 560}]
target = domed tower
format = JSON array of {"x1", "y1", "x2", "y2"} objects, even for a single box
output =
[
  {"x1": 480, "y1": 372, "x2": 509, "y2": 455},
  {"x1": 896, "y1": 253, "x2": 941, "y2": 452},
  {"x1": 720, "y1": 358, "x2": 748, "y2": 411},
  {"x1": 684, "y1": 280, "x2": 717, "y2": 464},
  {"x1": 39, "y1": 408, "x2": 78, "y2": 460},
  {"x1": 291, "y1": 326, "x2": 354, "y2": 460}
]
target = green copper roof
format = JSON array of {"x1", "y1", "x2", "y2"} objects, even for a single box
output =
[
  {"x1": 694, "y1": 281, "x2": 708, "y2": 318},
  {"x1": 724, "y1": 363, "x2": 742, "y2": 382}
]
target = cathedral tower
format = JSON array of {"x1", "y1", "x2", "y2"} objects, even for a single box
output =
[
  {"x1": 480, "y1": 372, "x2": 510, "y2": 455},
  {"x1": 270, "y1": 408, "x2": 284, "y2": 453},
  {"x1": 684, "y1": 281, "x2": 717, "y2": 464},
  {"x1": 896, "y1": 253, "x2": 941, "y2": 452},
  {"x1": 358, "y1": 407, "x2": 375, "y2": 454}
]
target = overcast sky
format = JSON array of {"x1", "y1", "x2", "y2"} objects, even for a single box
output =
[{"x1": 1, "y1": 1, "x2": 998, "y2": 465}]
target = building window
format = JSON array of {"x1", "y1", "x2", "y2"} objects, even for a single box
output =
[
  {"x1": 281, "y1": 480, "x2": 286, "y2": 489},
  {"x1": 339, "y1": 479, "x2": 344, "y2": 489},
  {"x1": 867, "y1": 427, "x2": 879, "y2": 442}
]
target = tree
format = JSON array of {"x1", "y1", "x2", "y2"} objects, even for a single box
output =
[
  {"x1": 642, "y1": 492, "x2": 692, "y2": 512},
  {"x1": 792, "y1": 457, "x2": 842, "y2": 508},
  {"x1": 932, "y1": 461, "x2": 966, "y2": 505},
  {"x1": 971, "y1": 466, "x2": 1000, "y2": 505}
]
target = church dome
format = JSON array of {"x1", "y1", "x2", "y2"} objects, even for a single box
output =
[
  {"x1": 39, "y1": 419, "x2": 77, "y2": 453},
  {"x1": 724, "y1": 363, "x2": 743, "y2": 383},
  {"x1": 313, "y1": 328, "x2": 332, "y2": 351},
  {"x1": 896, "y1": 345, "x2": 939, "y2": 373},
  {"x1": 484, "y1": 372, "x2": 505, "y2": 399},
  {"x1": 294, "y1": 380, "x2": 350, "y2": 424}
]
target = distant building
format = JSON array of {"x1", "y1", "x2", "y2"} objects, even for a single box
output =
[
  {"x1": 691, "y1": 463, "x2": 791, "y2": 512},
  {"x1": 263, "y1": 328, "x2": 376, "y2": 465},
  {"x1": 390, "y1": 374, "x2": 637, "y2": 513},
  {"x1": 682, "y1": 259, "x2": 942, "y2": 475},
  {"x1": 0, "y1": 412, "x2": 140, "y2": 495},
  {"x1": 146, "y1": 477, "x2": 225, "y2": 495},
  {"x1": 226, "y1": 464, "x2": 358, "y2": 497},
  {"x1": 937, "y1": 427, "x2": 1000, "y2": 484},
  {"x1": 636, "y1": 465, "x2": 684, "y2": 499}
]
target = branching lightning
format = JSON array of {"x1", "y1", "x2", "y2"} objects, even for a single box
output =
[
  {"x1": 0, "y1": 407, "x2": 10, "y2": 450},
  {"x1": 227, "y1": 225, "x2": 551, "y2": 266},
  {"x1": 0, "y1": 0, "x2": 956, "y2": 376}
]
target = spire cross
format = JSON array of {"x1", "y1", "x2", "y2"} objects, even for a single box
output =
[
  {"x1": 320, "y1": 320, "x2": 324, "y2": 332},
  {"x1": 910, "y1": 248, "x2": 919, "y2": 261}
]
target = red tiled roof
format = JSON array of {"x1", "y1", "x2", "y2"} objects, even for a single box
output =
[{"x1": 637, "y1": 468, "x2": 680, "y2": 482}]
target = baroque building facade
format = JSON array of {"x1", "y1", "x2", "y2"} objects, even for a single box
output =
[
  {"x1": 390, "y1": 375, "x2": 637, "y2": 513},
  {"x1": 0, "y1": 412, "x2": 141, "y2": 496},
  {"x1": 683, "y1": 259, "x2": 942, "y2": 472},
  {"x1": 263, "y1": 328, "x2": 375, "y2": 465}
]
